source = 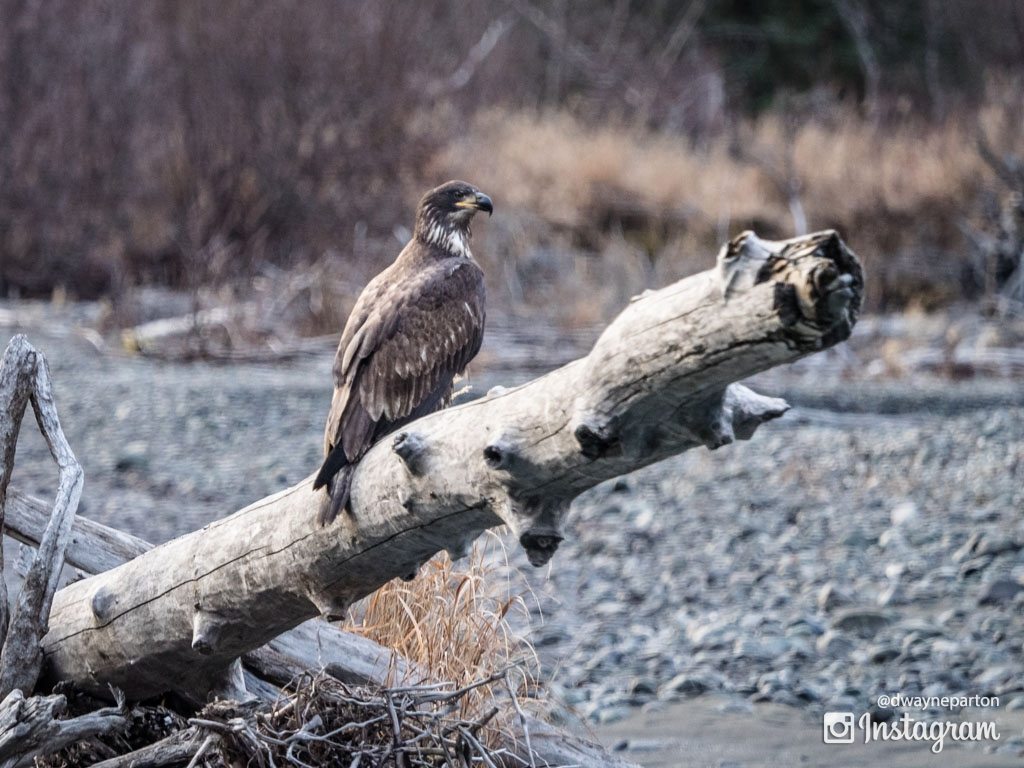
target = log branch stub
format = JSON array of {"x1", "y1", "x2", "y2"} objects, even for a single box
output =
[
  {"x1": 482, "y1": 431, "x2": 526, "y2": 471},
  {"x1": 27, "y1": 229, "x2": 862, "y2": 701},
  {"x1": 191, "y1": 609, "x2": 229, "y2": 656},
  {"x1": 90, "y1": 586, "x2": 118, "y2": 624},
  {"x1": 502, "y1": 496, "x2": 570, "y2": 568},
  {"x1": 203, "y1": 658, "x2": 254, "y2": 704},
  {"x1": 392, "y1": 431, "x2": 428, "y2": 475},
  {"x1": 305, "y1": 585, "x2": 351, "y2": 623},
  {"x1": 572, "y1": 420, "x2": 619, "y2": 460},
  {"x1": 444, "y1": 532, "x2": 476, "y2": 562}
]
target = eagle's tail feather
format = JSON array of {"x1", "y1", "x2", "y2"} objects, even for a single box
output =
[
  {"x1": 313, "y1": 444, "x2": 347, "y2": 491},
  {"x1": 317, "y1": 464, "x2": 354, "y2": 526},
  {"x1": 314, "y1": 445, "x2": 354, "y2": 525}
]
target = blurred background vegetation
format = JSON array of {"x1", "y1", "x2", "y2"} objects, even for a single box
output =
[{"x1": 1, "y1": 0, "x2": 1022, "y2": 334}]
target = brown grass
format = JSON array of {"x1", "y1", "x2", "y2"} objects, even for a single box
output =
[
  {"x1": 435, "y1": 81, "x2": 1024, "y2": 320},
  {"x1": 344, "y1": 534, "x2": 538, "y2": 738}
]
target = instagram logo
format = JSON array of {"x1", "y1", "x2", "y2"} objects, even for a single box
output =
[{"x1": 823, "y1": 712, "x2": 855, "y2": 744}]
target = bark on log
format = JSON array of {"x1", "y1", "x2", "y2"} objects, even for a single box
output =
[{"x1": 37, "y1": 230, "x2": 861, "y2": 702}]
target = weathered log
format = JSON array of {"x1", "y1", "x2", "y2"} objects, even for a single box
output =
[
  {"x1": 4, "y1": 488, "x2": 418, "y2": 689},
  {"x1": 35, "y1": 230, "x2": 860, "y2": 702},
  {"x1": 6, "y1": 488, "x2": 149, "y2": 575},
  {"x1": 8, "y1": 488, "x2": 634, "y2": 767},
  {"x1": 0, "y1": 689, "x2": 125, "y2": 768},
  {"x1": 88, "y1": 730, "x2": 204, "y2": 768},
  {"x1": 0, "y1": 336, "x2": 84, "y2": 698}
]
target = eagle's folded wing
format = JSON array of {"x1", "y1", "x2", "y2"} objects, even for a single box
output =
[{"x1": 324, "y1": 261, "x2": 485, "y2": 465}]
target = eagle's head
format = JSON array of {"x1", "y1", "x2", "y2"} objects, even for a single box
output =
[{"x1": 415, "y1": 180, "x2": 493, "y2": 257}]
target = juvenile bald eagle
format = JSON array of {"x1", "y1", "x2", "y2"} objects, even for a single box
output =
[{"x1": 313, "y1": 180, "x2": 492, "y2": 524}]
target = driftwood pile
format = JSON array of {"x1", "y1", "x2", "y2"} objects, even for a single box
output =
[
  {"x1": 0, "y1": 230, "x2": 862, "y2": 767},
  {"x1": 36, "y1": 672, "x2": 535, "y2": 768}
]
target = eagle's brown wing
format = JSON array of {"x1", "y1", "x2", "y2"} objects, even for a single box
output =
[{"x1": 314, "y1": 258, "x2": 485, "y2": 522}]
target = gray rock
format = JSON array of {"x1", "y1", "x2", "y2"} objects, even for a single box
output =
[
  {"x1": 978, "y1": 577, "x2": 1023, "y2": 605},
  {"x1": 959, "y1": 555, "x2": 994, "y2": 579},
  {"x1": 890, "y1": 500, "x2": 919, "y2": 527},
  {"x1": 659, "y1": 673, "x2": 711, "y2": 700},
  {"x1": 687, "y1": 620, "x2": 736, "y2": 650},
  {"x1": 626, "y1": 676, "x2": 658, "y2": 697},
  {"x1": 114, "y1": 441, "x2": 150, "y2": 472},
  {"x1": 786, "y1": 615, "x2": 826, "y2": 637},
  {"x1": 877, "y1": 528, "x2": 907, "y2": 549},
  {"x1": 770, "y1": 689, "x2": 801, "y2": 707},
  {"x1": 817, "y1": 581, "x2": 851, "y2": 612},
  {"x1": 974, "y1": 665, "x2": 1015, "y2": 690},
  {"x1": 955, "y1": 532, "x2": 1022, "y2": 562},
  {"x1": 876, "y1": 581, "x2": 905, "y2": 607},
  {"x1": 842, "y1": 528, "x2": 875, "y2": 548},
  {"x1": 866, "y1": 643, "x2": 900, "y2": 664},
  {"x1": 591, "y1": 704, "x2": 632, "y2": 724},
  {"x1": 716, "y1": 698, "x2": 753, "y2": 714},
  {"x1": 816, "y1": 630, "x2": 855, "y2": 656},
  {"x1": 1006, "y1": 695, "x2": 1024, "y2": 711},
  {"x1": 733, "y1": 636, "x2": 790, "y2": 662},
  {"x1": 831, "y1": 608, "x2": 896, "y2": 637}
]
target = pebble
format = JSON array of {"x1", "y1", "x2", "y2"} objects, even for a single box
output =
[
  {"x1": 978, "y1": 577, "x2": 1023, "y2": 605},
  {"x1": 890, "y1": 501, "x2": 919, "y2": 526},
  {"x1": 733, "y1": 636, "x2": 790, "y2": 662},
  {"x1": 659, "y1": 673, "x2": 711, "y2": 700},
  {"x1": 816, "y1": 631, "x2": 855, "y2": 656},
  {"x1": 830, "y1": 608, "x2": 896, "y2": 637},
  {"x1": 1006, "y1": 695, "x2": 1024, "y2": 711},
  {"x1": 816, "y1": 582, "x2": 850, "y2": 612}
]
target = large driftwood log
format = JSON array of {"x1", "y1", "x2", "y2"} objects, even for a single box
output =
[
  {"x1": 36, "y1": 230, "x2": 861, "y2": 702},
  {"x1": 4, "y1": 488, "x2": 418, "y2": 690},
  {"x1": 8, "y1": 488, "x2": 636, "y2": 768}
]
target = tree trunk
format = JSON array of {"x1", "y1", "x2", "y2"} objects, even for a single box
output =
[{"x1": 37, "y1": 230, "x2": 862, "y2": 702}]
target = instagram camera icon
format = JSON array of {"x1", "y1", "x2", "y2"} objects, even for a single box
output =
[{"x1": 822, "y1": 712, "x2": 855, "y2": 744}]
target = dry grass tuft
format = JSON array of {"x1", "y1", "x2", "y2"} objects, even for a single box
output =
[
  {"x1": 345, "y1": 534, "x2": 538, "y2": 736},
  {"x1": 436, "y1": 82, "x2": 1024, "y2": 318}
]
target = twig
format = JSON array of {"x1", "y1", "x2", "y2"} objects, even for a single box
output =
[
  {"x1": 504, "y1": 674, "x2": 536, "y2": 768},
  {"x1": 184, "y1": 734, "x2": 218, "y2": 768}
]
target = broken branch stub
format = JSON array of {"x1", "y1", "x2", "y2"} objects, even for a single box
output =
[{"x1": 36, "y1": 230, "x2": 861, "y2": 701}]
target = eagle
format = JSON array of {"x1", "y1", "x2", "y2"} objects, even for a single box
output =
[{"x1": 313, "y1": 180, "x2": 492, "y2": 524}]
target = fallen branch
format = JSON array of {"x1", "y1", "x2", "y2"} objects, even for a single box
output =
[
  {"x1": 32, "y1": 230, "x2": 860, "y2": 706},
  {"x1": 0, "y1": 689, "x2": 126, "y2": 768},
  {"x1": 88, "y1": 729, "x2": 205, "y2": 768},
  {"x1": 0, "y1": 336, "x2": 84, "y2": 698}
]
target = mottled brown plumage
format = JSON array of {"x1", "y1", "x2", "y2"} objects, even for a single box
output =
[{"x1": 313, "y1": 181, "x2": 491, "y2": 524}]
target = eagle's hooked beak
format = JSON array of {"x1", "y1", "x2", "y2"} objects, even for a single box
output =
[{"x1": 456, "y1": 191, "x2": 493, "y2": 216}]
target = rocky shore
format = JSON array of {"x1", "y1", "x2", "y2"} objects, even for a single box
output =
[{"x1": 4, "y1": 305, "x2": 1023, "y2": 763}]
